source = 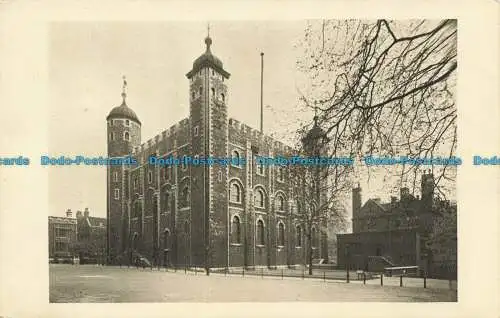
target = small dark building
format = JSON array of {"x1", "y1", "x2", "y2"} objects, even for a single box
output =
[
  {"x1": 75, "y1": 208, "x2": 107, "y2": 264},
  {"x1": 337, "y1": 171, "x2": 457, "y2": 278},
  {"x1": 48, "y1": 209, "x2": 77, "y2": 261}
]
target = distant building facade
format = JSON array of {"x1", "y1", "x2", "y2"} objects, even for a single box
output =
[
  {"x1": 48, "y1": 209, "x2": 77, "y2": 260},
  {"x1": 105, "y1": 34, "x2": 329, "y2": 268},
  {"x1": 48, "y1": 208, "x2": 107, "y2": 263},
  {"x1": 337, "y1": 171, "x2": 457, "y2": 278}
]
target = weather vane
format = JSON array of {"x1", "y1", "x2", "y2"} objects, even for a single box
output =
[{"x1": 121, "y1": 75, "x2": 127, "y2": 102}]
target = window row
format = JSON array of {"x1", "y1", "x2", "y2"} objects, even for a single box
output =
[
  {"x1": 109, "y1": 119, "x2": 131, "y2": 126},
  {"x1": 109, "y1": 131, "x2": 131, "y2": 141},
  {"x1": 229, "y1": 182, "x2": 286, "y2": 211},
  {"x1": 127, "y1": 187, "x2": 190, "y2": 215},
  {"x1": 189, "y1": 68, "x2": 225, "y2": 82},
  {"x1": 191, "y1": 85, "x2": 225, "y2": 102},
  {"x1": 231, "y1": 151, "x2": 286, "y2": 181},
  {"x1": 230, "y1": 217, "x2": 319, "y2": 248}
]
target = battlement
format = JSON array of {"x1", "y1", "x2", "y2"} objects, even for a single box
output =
[
  {"x1": 228, "y1": 117, "x2": 294, "y2": 153},
  {"x1": 131, "y1": 117, "x2": 190, "y2": 154}
]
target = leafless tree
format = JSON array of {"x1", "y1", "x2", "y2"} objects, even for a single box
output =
[
  {"x1": 289, "y1": 123, "x2": 352, "y2": 274},
  {"x1": 296, "y1": 19, "x2": 457, "y2": 199}
]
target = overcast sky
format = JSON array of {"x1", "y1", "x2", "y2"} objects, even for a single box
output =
[{"x1": 47, "y1": 21, "x2": 434, "y2": 220}]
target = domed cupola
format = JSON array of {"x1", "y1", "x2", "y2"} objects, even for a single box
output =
[
  {"x1": 186, "y1": 34, "x2": 230, "y2": 79},
  {"x1": 106, "y1": 79, "x2": 141, "y2": 125},
  {"x1": 301, "y1": 114, "x2": 328, "y2": 154}
]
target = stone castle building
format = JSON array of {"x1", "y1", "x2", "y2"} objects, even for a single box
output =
[{"x1": 106, "y1": 34, "x2": 328, "y2": 268}]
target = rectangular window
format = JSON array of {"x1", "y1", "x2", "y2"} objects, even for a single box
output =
[
  {"x1": 113, "y1": 171, "x2": 118, "y2": 182},
  {"x1": 148, "y1": 171, "x2": 153, "y2": 184},
  {"x1": 133, "y1": 177, "x2": 138, "y2": 189},
  {"x1": 194, "y1": 126, "x2": 199, "y2": 136},
  {"x1": 114, "y1": 188, "x2": 120, "y2": 200},
  {"x1": 257, "y1": 162, "x2": 264, "y2": 176}
]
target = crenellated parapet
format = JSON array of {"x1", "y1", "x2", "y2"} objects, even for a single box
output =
[
  {"x1": 228, "y1": 117, "x2": 295, "y2": 156},
  {"x1": 130, "y1": 118, "x2": 191, "y2": 158}
]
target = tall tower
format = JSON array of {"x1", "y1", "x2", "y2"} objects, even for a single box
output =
[
  {"x1": 106, "y1": 78, "x2": 141, "y2": 264},
  {"x1": 186, "y1": 31, "x2": 230, "y2": 268},
  {"x1": 301, "y1": 114, "x2": 329, "y2": 260}
]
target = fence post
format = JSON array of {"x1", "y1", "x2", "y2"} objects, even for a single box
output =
[
  {"x1": 346, "y1": 270, "x2": 350, "y2": 283},
  {"x1": 323, "y1": 271, "x2": 326, "y2": 282},
  {"x1": 449, "y1": 280, "x2": 452, "y2": 290},
  {"x1": 243, "y1": 267, "x2": 245, "y2": 277},
  {"x1": 380, "y1": 274, "x2": 383, "y2": 286},
  {"x1": 423, "y1": 272, "x2": 427, "y2": 288},
  {"x1": 302, "y1": 268, "x2": 304, "y2": 280},
  {"x1": 261, "y1": 268, "x2": 264, "y2": 279},
  {"x1": 363, "y1": 272, "x2": 366, "y2": 285},
  {"x1": 282, "y1": 269, "x2": 284, "y2": 280},
  {"x1": 400, "y1": 275, "x2": 403, "y2": 287}
]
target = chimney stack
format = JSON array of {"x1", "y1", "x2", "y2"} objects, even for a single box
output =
[
  {"x1": 76, "y1": 210, "x2": 82, "y2": 218},
  {"x1": 84, "y1": 207, "x2": 89, "y2": 217},
  {"x1": 66, "y1": 209, "x2": 72, "y2": 218}
]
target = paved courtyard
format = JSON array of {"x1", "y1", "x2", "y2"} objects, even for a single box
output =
[{"x1": 49, "y1": 265, "x2": 457, "y2": 302}]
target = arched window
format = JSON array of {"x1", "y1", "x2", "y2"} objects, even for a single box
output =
[
  {"x1": 229, "y1": 182, "x2": 242, "y2": 203},
  {"x1": 124, "y1": 131, "x2": 130, "y2": 141},
  {"x1": 221, "y1": 93, "x2": 225, "y2": 102},
  {"x1": 296, "y1": 225, "x2": 302, "y2": 247},
  {"x1": 191, "y1": 91, "x2": 195, "y2": 99},
  {"x1": 133, "y1": 201, "x2": 141, "y2": 218},
  {"x1": 254, "y1": 188, "x2": 265, "y2": 208},
  {"x1": 277, "y1": 166, "x2": 285, "y2": 181},
  {"x1": 148, "y1": 171, "x2": 153, "y2": 184},
  {"x1": 231, "y1": 150, "x2": 240, "y2": 167},
  {"x1": 277, "y1": 222, "x2": 285, "y2": 246},
  {"x1": 231, "y1": 216, "x2": 241, "y2": 244},
  {"x1": 125, "y1": 119, "x2": 130, "y2": 126},
  {"x1": 181, "y1": 186, "x2": 189, "y2": 207},
  {"x1": 164, "y1": 192, "x2": 170, "y2": 211},
  {"x1": 163, "y1": 230, "x2": 170, "y2": 250},
  {"x1": 256, "y1": 219, "x2": 265, "y2": 245},
  {"x1": 256, "y1": 161, "x2": 264, "y2": 175},
  {"x1": 276, "y1": 195, "x2": 285, "y2": 211},
  {"x1": 110, "y1": 132, "x2": 115, "y2": 141},
  {"x1": 211, "y1": 87, "x2": 215, "y2": 96},
  {"x1": 199, "y1": 86, "x2": 203, "y2": 95}
]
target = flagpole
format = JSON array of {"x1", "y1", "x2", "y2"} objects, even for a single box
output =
[{"x1": 260, "y1": 52, "x2": 264, "y2": 133}]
